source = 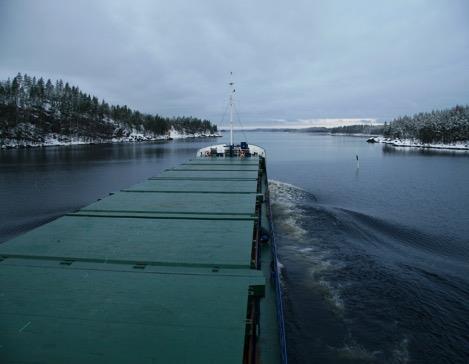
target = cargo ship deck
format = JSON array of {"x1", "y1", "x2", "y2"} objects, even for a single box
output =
[{"x1": 0, "y1": 156, "x2": 286, "y2": 363}]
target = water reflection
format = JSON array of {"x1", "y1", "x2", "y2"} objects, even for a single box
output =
[
  {"x1": 0, "y1": 138, "x2": 220, "y2": 242},
  {"x1": 382, "y1": 144, "x2": 469, "y2": 157},
  {"x1": 2, "y1": 133, "x2": 469, "y2": 363}
]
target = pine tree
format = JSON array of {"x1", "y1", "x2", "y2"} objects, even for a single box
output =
[{"x1": 1, "y1": 73, "x2": 216, "y2": 143}]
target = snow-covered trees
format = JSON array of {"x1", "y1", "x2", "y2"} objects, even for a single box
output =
[
  {"x1": 383, "y1": 105, "x2": 469, "y2": 143},
  {"x1": 0, "y1": 73, "x2": 217, "y2": 142},
  {"x1": 329, "y1": 124, "x2": 384, "y2": 135}
]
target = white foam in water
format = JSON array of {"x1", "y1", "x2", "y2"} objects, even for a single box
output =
[
  {"x1": 334, "y1": 343, "x2": 379, "y2": 361},
  {"x1": 270, "y1": 180, "x2": 414, "y2": 363},
  {"x1": 270, "y1": 180, "x2": 346, "y2": 311},
  {"x1": 318, "y1": 279, "x2": 345, "y2": 311},
  {"x1": 276, "y1": 260, "x2": 284, "y2": 273},
  {"x1": 269, "y1": 180, "x2": 308, "y2": 240},
  {"x1": 334, "y1": 336, "x2": 410, "y2": 364},
  {"x1": 392, "y1": 337, "x2": 410, "y2": 364}
]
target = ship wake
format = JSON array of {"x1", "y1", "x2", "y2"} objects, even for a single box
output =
[{"x1": 269, "y1": 180, "x2": 469, "y2": 364}]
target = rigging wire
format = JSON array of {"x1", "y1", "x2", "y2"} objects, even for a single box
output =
[
  {"x1": 218, "y1": 77, "x2": 234, "y2": 137},
  {"x1": 233, "y1": 102, "x2": 248, "y2": 143},
  {"x1": 218, "y1": 100, "x2": 229, "y2": 134}
]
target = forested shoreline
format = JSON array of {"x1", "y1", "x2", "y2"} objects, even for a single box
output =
[
  {"x1": 329, "y1": 124, "x2": 384, "y2": 135},
  {"x1": 0, "y1": 73, "x2": 218, "y2": 147},
  {"x1": 383, "y1": 105, "x2": 469, "y2": 143},
  {"x1": 322, "y1": 105, "x2": 469, "y2": 146},
  {"x1": 3, "y1": 72, "x2": 466, "y2": 148}
]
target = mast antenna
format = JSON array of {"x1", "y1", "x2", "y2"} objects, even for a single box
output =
[{"x1": 229, "y1": 72, "x2": 235, "y2": 146}]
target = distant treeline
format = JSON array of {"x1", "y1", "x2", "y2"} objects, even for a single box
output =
[
  {"x1": 329, "y1": 124, "x2": 384, "y2": 134},
  {"x1": 297, "y1": 124, "x2": 384, "y2": 134},
  {"x1": 383, "y1": 105, "x2": 469, "y2": 143},
  {"x1": 0, "y1": 73, "x2": 217, "y2": 141}
]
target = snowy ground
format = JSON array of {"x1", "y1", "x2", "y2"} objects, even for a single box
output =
[
  {"x1": 368, "y1": 137, "x2": 469, "y2": 151},
  {"x1": 169, "y1": 128, "x2": 221, "y2": 139},
  {"x1": 331, "y1": 132, "x2": 378, "y2": 137},
  {"x1": 1, "y1": 126, "x2": 221, "y2": 149}
]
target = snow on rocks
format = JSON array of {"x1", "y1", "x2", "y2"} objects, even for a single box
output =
[
  {"x1": 1, "y1": 125, "x2": 220, "y2": 149},
  {"x1": 368, "y1": 137, "x2": 469, "y2": 151},
  {"x1": 169, "y1": 127, "x2": 221, "y2": 139}
]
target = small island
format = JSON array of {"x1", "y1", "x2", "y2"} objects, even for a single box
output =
[
  {"x1": 0, "y1": 73, "x2": 219, "y2": 149},
  {"x1": 368, "y1": 105, "x2": 469, "y2": 150}
]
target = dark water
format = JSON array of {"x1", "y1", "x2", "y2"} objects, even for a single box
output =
[{"x1": 1, "y1": 133, "x2": 468, "y2": 363}]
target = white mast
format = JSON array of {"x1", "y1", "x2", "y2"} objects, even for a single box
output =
[{"x1": 229, "y1": 72, "x2": 234, "y2": 146}]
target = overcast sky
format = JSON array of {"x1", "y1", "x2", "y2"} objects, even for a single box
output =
[{"x1": 1, "y1": 0, "x2": 468, "y2": 127}]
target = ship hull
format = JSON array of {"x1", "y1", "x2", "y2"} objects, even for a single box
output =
[{"x1": 0, "y1": 154, "x2": 286, "y2": 363}]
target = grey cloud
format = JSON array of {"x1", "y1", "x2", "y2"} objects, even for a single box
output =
[{"x1": 1, "y1": 0, "x2": 468, "y2": 126}]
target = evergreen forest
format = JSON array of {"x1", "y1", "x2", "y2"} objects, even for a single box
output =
[
  {"x1": 383, "y1": 105, "x2": 469, "y2": 143},
  {"x1": 0, "y1": 73, "x2": 217, "y2": 144}
]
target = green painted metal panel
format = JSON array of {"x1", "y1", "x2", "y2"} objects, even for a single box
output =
[
  {"x1": 68, "y1": 211, "x2": 257, "y2": 220},
  {"x1": 125, "y1": 179, "x2": 258, "y2": 193},
  {"x1": 159, "y1": 170, "x2": 258, "y2": 179},
  {"x1": 81, "y1": 192, "x2": 257, "y2": 215},
  {"x1": 184, "y1": 162, "x2": 259, "y2": 166},
  {"x1": 186, "y1": 158, "x2": 259, "y2": 165},
  {"x1": 170, "y1": 165, "x2": 259, "y2": 171},
  {"x1": 1, "y1": 258, "x2": 266, "y2": 278},
  {"x1": 0, "y1": 216, "x2": 255, "y2": 268},
  {"x1": 0, "y1": 156, "x2": 282, "y2": 364},
  {"x1": 0, "y1": 261, "x2": 264, "y2": 364}
]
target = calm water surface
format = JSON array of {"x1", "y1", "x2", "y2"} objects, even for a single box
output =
[{"x1": 1, "y1": 132, "x2": 468, "y2": 363}]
